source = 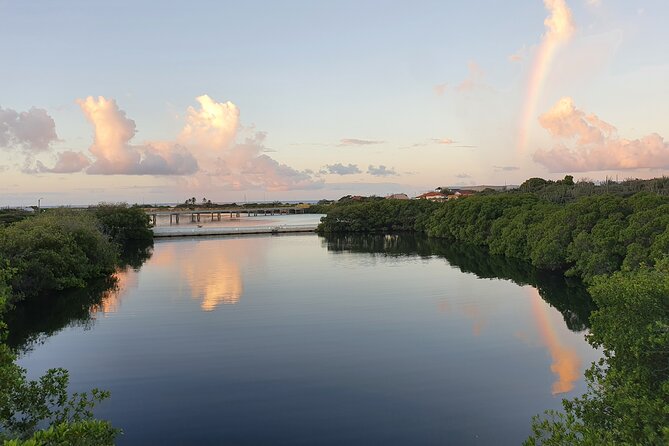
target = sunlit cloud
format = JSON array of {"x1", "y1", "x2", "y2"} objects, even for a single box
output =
[
  {"x1": 367, "y1": 165, "x2": 398, "y2": 176},
  {"x1": 518, "y1": 0, "x2": 575, "y2": 152},
  {"x1": 178, "y1": 94, "x2": 239, "y2": 153},
  {"x1": 534, "y1": 97, "x2": 669, "y2": 172},
  {"x1": 0, "y1": 106, "x2": 58, "y2": 152},
  {"x1": 321, "y1": 163, "x2": 361, "y2": 175},
  {"x1": 339, "y1": 138, "x2": 385, "y2": 146},
  {"x1": 78, "y1": 96, "x2": 199, "y2": 175},
  {"x1": 178, "y1": 95, "x2": 321, "y2": 191}
]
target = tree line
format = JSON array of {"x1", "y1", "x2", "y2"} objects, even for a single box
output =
[
  {"x1": 316, "y1": 177, "x2": 669, "y2": 444},
  {"x1": 0, "y1": 203, "x2": 153, "y2": 444}
]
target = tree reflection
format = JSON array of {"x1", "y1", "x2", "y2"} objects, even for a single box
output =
[
  {"x1": 320, "y1": 233, "x2": 595, "y2": 332},
  {"x1": 5, "y1": 242, "x2": 153, "y2": 353}
]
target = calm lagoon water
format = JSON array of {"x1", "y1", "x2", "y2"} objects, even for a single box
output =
[{"x1": 13, "y1": 233, "x2": 600, "y2": 445}]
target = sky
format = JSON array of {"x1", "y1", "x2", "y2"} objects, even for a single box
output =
[{"x1": 1, "y1": 0, "x2": 669, "y2": 205}]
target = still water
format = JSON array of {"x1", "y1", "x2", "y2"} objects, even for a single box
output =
[{"x1": 13, "y1": 233, "x2": 599, "y2": 445}]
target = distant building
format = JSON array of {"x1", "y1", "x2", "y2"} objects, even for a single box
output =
[
  {"x1": 386, "y1": 193, "x2": 409, "y2": 200},
  {"x1": 416, "y1": 191, "x2": 448, "y2": 201}
]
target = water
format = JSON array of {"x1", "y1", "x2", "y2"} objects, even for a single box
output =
[{"x1": 12, "y1": 232, "x2": 599, "y2": 445}]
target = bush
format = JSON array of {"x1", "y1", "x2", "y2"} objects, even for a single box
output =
[
  {"x1": 0, "y1": 211, "x2": 117, "y2": 299},
  {"x1": 92, "y1": 203, "x2": 152, "y2": 245}
]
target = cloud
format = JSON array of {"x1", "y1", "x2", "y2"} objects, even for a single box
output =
[
  {"x1": 508, "y1": 53, "x2": 524, "y2": 63},
  {"x1": 0, "y1": 106, "x2": 58, "y2": 152},
  {"x1": 78, "y1": 96, "x2": 199, "y2": 175},
  {"x1": 178, "y1": 95, "x2": 239, "y2": 152},
  {"x1": 216, "y1": 137, "x2": 319, "y2": 191},
  {"x1": 321, "y1": 163, "x2": 361, "y2": 175},
  {"x1": 432, "y1": 138, "x2": 455, "y2": 145},
  {"x1": 456, "y1": 61, "x2": 485, "y2": 92},
  {"x1": 433, "y1": 83, "x2": 448, "y2": 96},
  {"x1": 534, "y1": 97, "x2": 669, "y2": 172},
  {"x1": 37, "y1": 151, "x2": 91, "y2": 173},
  {"x1": 339, "y1": 138, "x2": 384, "y2": 146},
  {"x1": 518, "y1": 0, "x2": 575, "y2": 151},
  {"x1": 177, "y1": 96, "x2": 320, "y2": 191},
  {"x1": 544, "y1": 0, "x2": 575, "y2": 42},
  {"x1": 455, "y1": 173, "x2": 472, "y2": 179},
  {"x1": 494, "y1": 165, "x2": 520, "y2": 171},
  {"x1": 367, "y1": 165, "x2": 398, "y2": 176}
]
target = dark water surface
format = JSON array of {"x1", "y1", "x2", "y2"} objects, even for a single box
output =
[{"x1": 13, "y1": 234, "x2": 599, "y2": 445}]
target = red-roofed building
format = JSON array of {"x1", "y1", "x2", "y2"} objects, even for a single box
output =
[{"x1": 415, "y1": 191, "x2": 448, "y2": 201}]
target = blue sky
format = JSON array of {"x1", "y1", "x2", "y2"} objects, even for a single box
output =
[{"x1": 1, "y1": 0, "x2": 669, "y2": 205}]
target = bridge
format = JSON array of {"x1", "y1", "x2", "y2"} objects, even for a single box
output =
[{"x1": 148, "y1": 206, "x2": 306, "y2": 225}]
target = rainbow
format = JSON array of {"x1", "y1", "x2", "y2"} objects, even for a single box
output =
[
  {"x1": 518, "y1": 0, "x2": 575, "y2": 154},
  {"x1": 518, "y1": 39, "x2": 559, "y2": 152}
]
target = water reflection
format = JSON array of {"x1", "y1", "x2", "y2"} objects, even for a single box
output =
[
  {"x1": 5, "y1": 241, "x2": 153, "y2": 352},
  {"x1": 321, "y1": 233, "x2": 595, "y2": 332},
  {"x1": 90, "y1": 268, "x2": 140, "y2": 315},
  {"x1": 150, "y1": 238, "x2": 256, "y2": 311},
  {"x1": 322, "y1": 233, "x2": 592, "y2": 395},
  {"x1": 527, "y1": 287, "x2": 581, "y2": 394}
]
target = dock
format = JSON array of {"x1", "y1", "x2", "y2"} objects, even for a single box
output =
[
  {"x1": 152, "y1": 224, "x2": 318, "y2": 238},
  {"x1": 148, "y1": 206, "x2": 306, "y2": 225}
]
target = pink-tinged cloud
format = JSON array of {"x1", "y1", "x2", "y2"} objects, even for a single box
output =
[
  {"x1": 456, "y1": 61, "x2": 485, "y2": 92},
  {"x1": 534, "y1": 97, "x2": 669, "y2": 172},
  {"x1": 178, "y1": 97, "x2": 320, "y2": 191},
  {"x1": 518, "y1": 0, "x2": 575, "y2": 152},
  {"x1": 178, "y1": 95, "x2": 239, "y2": 152},
  {"x1": 210, "y1": 134, "x2": 318, "y2": 191},
  {"x1": 0, "y1": 106, "x2": 58, "y2": 152},
  {"x1": 78, "y1": 96, "x2": 199, "y2": 175},
  {"x1": 433, "y1": 83, "x2": 448, "y2": 96},
  {"x1": 37, "y1": 151, "x2": 91, "y2": 173}
]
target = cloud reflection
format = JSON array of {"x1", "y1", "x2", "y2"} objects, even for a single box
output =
[
  {"x1": 149, "y1": 239, "x2": 262, "y2": 312},
  {"x1": 91, "y1": 268, "x2": 139, "y2": 315},
  {"x1": 527, "y1": 287, "x2": 581, "y2": 394}
]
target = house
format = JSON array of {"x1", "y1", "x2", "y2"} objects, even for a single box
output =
[{"x1": 415, "y1": 191, "x2": 448, "y2": 201}]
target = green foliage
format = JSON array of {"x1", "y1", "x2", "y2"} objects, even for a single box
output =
[
  {"x1": 4, "y1": 420, "x2": 117, "y2": 446},
  {"x1": 317, "y1": 199, "x2": 439, "y2": 233},
  {"x1": 526, "y1": 266, "x2": 669, "y2": 445},
  {"x1": 0, "y1": 210, "x2": 33, "y2": 228},
  {"x1": 0, "y1": 211, "x2": 118, "y2": 299},
  {"x1": 0, "y1": 262, "x2": 117, "y2": 444},
  {"x1": 92, "y1": 203, "x2": 152, "y2": 245}
]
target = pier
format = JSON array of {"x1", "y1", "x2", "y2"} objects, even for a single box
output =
[
  {"x1": 152, "y1": 223, "x2": 317, "y2": 238},
  {"x1": 148, "y1": 206, "x2": 306, "y2": 225}
]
